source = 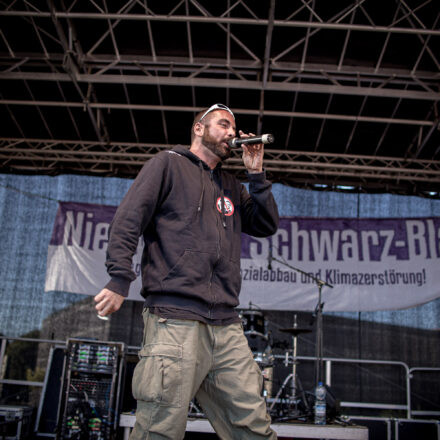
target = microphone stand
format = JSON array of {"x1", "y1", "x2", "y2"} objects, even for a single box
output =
[{"x1": 271, "y1": 257, "x2": 333, "y2": 387}]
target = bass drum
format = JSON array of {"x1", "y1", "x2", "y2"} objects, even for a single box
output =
[{"x1": 241, "y1": 309, "x2": 267, "y2": 339}]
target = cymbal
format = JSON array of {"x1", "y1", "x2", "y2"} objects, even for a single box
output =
[{"x1": 279, "y1": 327, "x2": 312, "y2": 335}]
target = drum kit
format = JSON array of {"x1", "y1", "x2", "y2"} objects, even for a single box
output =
[
  {"x1": 240, "y1": 304, "x2": 315, "y2": 422},
  {"x1": 187, "y1": 301, "x2": 333, "y2": 423}
]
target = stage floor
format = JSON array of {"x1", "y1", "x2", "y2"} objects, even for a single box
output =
[{"x1": 119, "y1": 414, "x2": 368, "y2": 440}]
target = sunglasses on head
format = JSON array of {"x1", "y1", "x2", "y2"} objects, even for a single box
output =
[{"x1": 198, "y1": 103, "x2": 235, "y2": 123}]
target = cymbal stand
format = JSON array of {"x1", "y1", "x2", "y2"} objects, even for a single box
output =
[
  {"x1": 269, "y1": 315, "x2": 311, "y2": 420},
  {"x1": 313, "y1": 280, "x2": 324, "y2": 385},
  {"x1": 271, "y1": 257, "x2": 333, "y2": 387},
  {"x1": 291, "y1": 315, "x2": 300, "y2": 400}
]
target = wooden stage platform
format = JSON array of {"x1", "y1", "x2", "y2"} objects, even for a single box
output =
[{"x1": 119, "y1": 414, "x2": 368, "y2": 440}]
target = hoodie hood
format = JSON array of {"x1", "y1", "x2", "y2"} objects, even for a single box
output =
[{"x1": 171, "y1": 144, "x2": 223, "y2": 170}]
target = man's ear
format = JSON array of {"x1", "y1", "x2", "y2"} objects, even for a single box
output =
[{"x1": 194, "y1": 121, "x2": 204, "y2": 137}]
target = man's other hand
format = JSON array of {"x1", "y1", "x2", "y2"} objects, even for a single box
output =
[{"x1": 94, "y1": 288, "x2": 125, "y2": 317}]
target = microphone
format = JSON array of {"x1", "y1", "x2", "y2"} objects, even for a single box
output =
[{"x1": 228, "y1": 134, "x2": 274, "y2": 148}]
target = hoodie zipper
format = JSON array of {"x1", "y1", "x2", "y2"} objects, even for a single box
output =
[{"x1": 208, "y1": 169, "x2": 222, "y2": 318}]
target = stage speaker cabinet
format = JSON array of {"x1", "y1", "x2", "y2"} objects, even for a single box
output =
[
  {"x1": 0, "y1": 405, "x2": 33, "y2": 440},
  {"x1": 396, "y1": 419, "x2": 439, "y2": 440},
  {"x1": 56, "y1": 338, "x2": 125, "y2": 440}
]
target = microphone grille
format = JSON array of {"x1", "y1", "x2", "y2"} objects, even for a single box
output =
[
  {"x1": 262, "y1": 134, "x2": 275, "y2": 144},
  {"x1": 228, "y1": 138, "x2": 239, "y2": 148}
]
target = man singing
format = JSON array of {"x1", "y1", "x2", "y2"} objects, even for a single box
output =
[{"x1": 95, "y1": 103, "x2": 279, "y2": 439}]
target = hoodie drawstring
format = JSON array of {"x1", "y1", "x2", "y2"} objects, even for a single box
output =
[
  {"x1": 197, "y1": 161, "x2": 205, "y2": 214},
  {"x1": 219, "y1": 174, "x2": 227, "y2": 229},
  {"x1": 197, "y1": 162, "x2": 226, "y2": 229},
  {"x1": 220, "y1": 190, "x2": 227, "y2": 228}
]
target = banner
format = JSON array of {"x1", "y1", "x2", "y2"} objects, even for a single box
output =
[
  {"x1": 45, "y1": 202, "x2": 440, "y2": 311},
  {"x1": 240, "y1": 217, "x2": 439, "y2": 311},
  {"x1": 45, "y1": 202, "x2": 143, "y2": 300}
]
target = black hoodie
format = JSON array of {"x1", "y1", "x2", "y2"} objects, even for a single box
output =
[{"x1": 105, "y1": 145, "x2": 279, "y2": 320}]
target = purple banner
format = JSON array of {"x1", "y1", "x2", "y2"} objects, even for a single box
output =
[
  {"x1": 50, "y1": 202, "x2": 116, "y2": 248},
  {"x1": 239, "y1": 217, "x2": 440, "y2": 311},
  {"x1": 46, "y1": 203, "x2": 440, "y2": 311},
  {"x1": 242, "y1": 217, "x2": 440, "y2": 262}
]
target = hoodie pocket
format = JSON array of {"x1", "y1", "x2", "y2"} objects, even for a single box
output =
[
  {"x1": 213, "y1": 257, "x2": 242, "y2": 303},
  {"x1": 161, "y1": 249, "x2": 214, "y2": 293}
]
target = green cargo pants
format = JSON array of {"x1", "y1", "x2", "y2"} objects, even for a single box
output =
[{"x1": 129, "y1": 308, "x2": 277, "y2": 440}]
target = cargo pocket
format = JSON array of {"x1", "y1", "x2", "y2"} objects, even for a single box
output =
[{"x1": 132, "y1": 343, "x2": 182, "y2": 407}]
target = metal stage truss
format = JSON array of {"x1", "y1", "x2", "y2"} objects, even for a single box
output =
[{"x1": 0, "y1": 0, "x2": 439, "y2": 196}]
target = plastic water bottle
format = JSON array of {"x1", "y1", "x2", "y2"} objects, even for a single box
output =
[{"x1": 314, "y1": 382, "x2": 326, "y2": 425}]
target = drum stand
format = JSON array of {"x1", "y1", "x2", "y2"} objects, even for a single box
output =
[
  {"x1": 269, "y1": 315, "x2": 311, "y2": 421},
  {"x1": 269, "y1": 256, "x2": 334, "y2": 420},
  {"x1": 271, "y1": 257, "x2": 333, "y2": 385}
]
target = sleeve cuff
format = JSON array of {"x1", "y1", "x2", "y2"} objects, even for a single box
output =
[
  {"x1": 246, "y1": 170, "x2": 266, "y2": 180},
  {"x1": 104, "y1": 277, "x2": 131, "y2": 297}
]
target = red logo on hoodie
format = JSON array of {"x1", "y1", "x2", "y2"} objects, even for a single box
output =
[{"x1": 216, "y1": 197, "x2": 234, "y2": 216}]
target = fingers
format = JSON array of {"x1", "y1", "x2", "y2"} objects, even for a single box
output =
[
  {"x1": 242, "y1": 143, "x2": 264, "y2": 155},
  {"x1": 94, "y1": 289, "x2": 106, "y2": 302},
  {"x1": 239, "y1": 130, "x2": 264, "y2": 172},
  {"x1": 239, "y1": 130, "x2": 255, "y2": 138},
  {"x1": 239, "y1": 130, "x2": 263, "y2": 153},
  {"x1": 94, "y1": 288, "x2": 124, "y2": 317},
  {"x1": 96, "y1": 298, "x2": 120, "y2": 316}
]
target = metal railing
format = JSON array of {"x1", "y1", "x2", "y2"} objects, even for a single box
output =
[
  {"x1": 408, "y1": 367, "x2": 440, "y2": 418},
  {"x1": 1, "y1": 336, "x2": 439, "y2": 421},
  {"x1": 0, "y1": 336, "x2": 65, "y2": 390},
  {"x1": 273, "y1": 353, "x2": 440, "y2": 420}
]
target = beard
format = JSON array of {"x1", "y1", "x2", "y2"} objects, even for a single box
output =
[{"x1": 201, "y1": 130, "x2": 232, "y2": 160}]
